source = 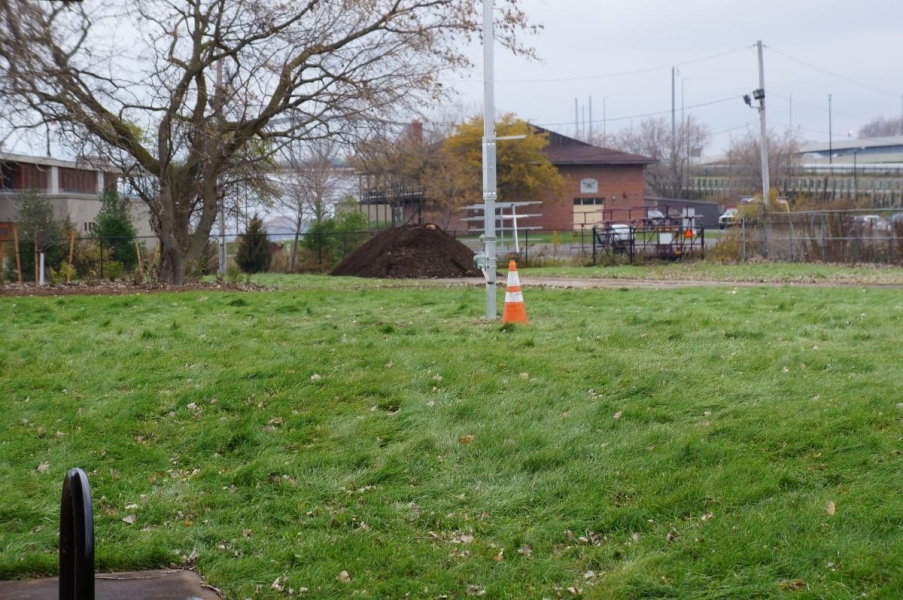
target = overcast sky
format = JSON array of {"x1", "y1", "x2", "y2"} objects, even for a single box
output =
[{"x1": 441, "y1": 0, "x2": 903, "y2": 156}]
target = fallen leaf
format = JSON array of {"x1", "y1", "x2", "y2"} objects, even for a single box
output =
[
  {"x1": 493, "y1": 548, "x2": 504, "y2": 562},
  {"x1": 122, "y1": 514, "x2": 137, "y2": 524},
  {"x1": 517, "y1": 544, "x2": 532, "y2": 557},
  {"x1": 701, "y1": 512, "x2": 714, "y2": 522},
  {"x1": 566, "y1": 586, "x2": 581, "y2": 595},
  {"x1": 460, "y1": 435, "x2": 475, "y2": 445},
  {"x1": 37, "y1": 462, "x2": 49, "y2": 474},
  {"x1": 310, "y1": 374, "x2": 321, "y2": 382},
  {"x1": 519, "y1": 372, "x2": 529, "y2": 380},
  {"x1": 666, "y1": 528, "x2": 678, "y2": 542},
  {"x1": 583, "y1": 571, "x2": 596, "y2": 580},
  {"x1": 242, "y1": 529, "x2": 252, "y2": 538},
  {"x1": 827, "y1": 501, "x2": 836, "y2": 516},
  {"x1": 779, "y1": 579, "x2": 806, "y2": 591},
  {"x1": 125, "y1": 504, "x2": 139, "y2": 510},
  {"x1": 337, "y1": 570, "x2": 351, "y2": 583},
  {"x1": 460, "y1": 533, "x2": 474, "y2": 544},
  {"x1": 271, "y1": 576, "x2": 285, "y2": 591},
  {"x1": 465, "y1": 584, "x2": 485, "y2": 596},
  {"x1": 613, "y1": 411, "x2": 623, "y2": 419}
]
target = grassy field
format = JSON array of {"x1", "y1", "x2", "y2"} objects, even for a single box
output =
[{"x1": 2, "y1": 271, "x2": 902, "y2": 598}]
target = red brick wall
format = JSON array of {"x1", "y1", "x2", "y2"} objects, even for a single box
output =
[{"x1": 539, "y1": 164, "x2": 646, "y2": 231}]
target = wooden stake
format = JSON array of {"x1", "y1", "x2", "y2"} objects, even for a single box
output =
[
  {"x1": 13, "y1": 225, "x2": 22, "y2": 285},
  {"x1": 135, "y1": 240, "x2": 143, "y2": 276},
  {"x1": 67, "y1": 229, "x2": 76, "y2": 283},
  {"x1": 34, "y1": 240, "x2": 39, "y2": 284}
]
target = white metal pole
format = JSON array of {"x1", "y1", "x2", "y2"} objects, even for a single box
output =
[
  {"x1": 757, "y1": 41, "x2": 770, "y2": 201},
  {"x1": 39, "y1": 252, "x2": 45, "y2": 285},
  {"x1": 512, "y1": 205, "x2": 520, "y2": 254},
  {"x1": 482, "y1": 0, "x2": 497, "y2": 319}
]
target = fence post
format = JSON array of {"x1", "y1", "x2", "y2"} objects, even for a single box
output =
[
  {"x1": 741, "y1": 219, "x2": 747, "y2": 262},
  {"x1": 317, "y1": 232, "x2": 323, "y2": 266},
  {"x1": 59, "y1": 467, "x2": 95, "y2": 600},
  {"x1": 99, "y1": 239, "x2": 104, "y2": 280},
  {"x1": 13, "y1": 225, "x2": 23, "y2": 284},
  {"x1": 788, "y1": 214, "x2": 794, "y2": 262}
]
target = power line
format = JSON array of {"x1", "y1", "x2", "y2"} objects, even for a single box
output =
[
  {"x1": 765, "y1": 46, "x2": 900, "y2": 98},
  {"x1": 447, "y1": 45, "x2": 752, "y2": 85},
  {"x1": 767, "y1": 91, "x2": 862, "y2": 120},
  {"x1": 532, "y1": 95, "x2": 740, "y2": 129}
]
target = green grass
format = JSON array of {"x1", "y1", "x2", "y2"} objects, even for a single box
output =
[{"x1": 2, "y1": 275, "x2": 903, "y2": 598}]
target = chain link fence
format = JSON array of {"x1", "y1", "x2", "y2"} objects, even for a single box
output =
[{"x1": 715, "y1": 210, "x2": 903, "y2": 264}]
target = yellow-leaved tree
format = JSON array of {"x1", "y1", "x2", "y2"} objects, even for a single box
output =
[{"x1": 440, "y1": 114, "x2": 564, "y2": 209}]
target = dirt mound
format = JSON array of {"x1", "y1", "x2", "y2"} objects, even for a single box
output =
[{"x1": 331, "y1": 224, "x2": 481, "y2": 279}]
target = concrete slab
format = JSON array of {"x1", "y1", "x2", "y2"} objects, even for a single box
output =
[{"x1": 0, "y1": 569, "x2": 222, "y2": 599}]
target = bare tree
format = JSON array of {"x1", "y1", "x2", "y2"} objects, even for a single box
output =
[
  {"x1": 858, "y1": 115, "x2": 903, "y2": 138},
  {"x1": 724, "y1": 127, "x2": 801, "y2": 198},
  {"x1": 0, "y1": 0, "x2": 537, "y2": 283},
  {"x1": 278, "y1": 138, "x2": 351, "y2": 270},
  {"x1": 354, "y1": 121, "x2": 435, "y2": 227},
  {"x1": 606, "y1": 116, "x2": 709, "y2": 198}
]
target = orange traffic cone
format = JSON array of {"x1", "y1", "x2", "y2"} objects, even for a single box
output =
[{"x1": 501, "y1": 260, "x2": 528, "y2": 324}]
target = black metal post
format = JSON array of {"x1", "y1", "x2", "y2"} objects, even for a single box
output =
[{"x1": 60, "y1": 467, "x2": 95, "y2": 600}]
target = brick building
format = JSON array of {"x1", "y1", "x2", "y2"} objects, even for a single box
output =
[{"x1": 534, "y1": 128, "x2": 655, "y2": 232}]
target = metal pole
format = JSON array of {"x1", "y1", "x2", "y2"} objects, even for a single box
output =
[
  {"x1": 482, "y1": 0, "x2": 497, "y2": 319},
  {"x1": 854, "y1": 150, "x2": 858, "y2": 199},
  {"x1": 828, "y1": 94, "x2": 833, "y2": 164},
  {"x1": 757, "y1": 41, "x2": 770, "y2": 201}
]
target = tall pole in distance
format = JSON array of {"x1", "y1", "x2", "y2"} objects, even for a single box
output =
[
  {"x1": 671, "y1": 67, "x2": 676, "y2": 153},
  {"x1": 828, "y1": 94, "x2": 833, "y2": 164},
  {"x1": 482, "y1": 0, "x2": 497, "y2": 319},
  {"x1": 756, "y1": 41, "x2": 770, "y2": 200}
]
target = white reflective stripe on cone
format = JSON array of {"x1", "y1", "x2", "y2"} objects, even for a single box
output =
[{"x1": 505, "y1": 292, "x2": 524, "y2": 303}]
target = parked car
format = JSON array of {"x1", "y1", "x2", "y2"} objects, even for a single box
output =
[
  {"x1": 852, "y1": 215, "x2": 889, "y2": 232},
  {"x1": 645, "y1": 209, "x2": 666, "y2": 227},
  {"x1": 595, "y1": 223, "x2": 634, "y2": 251},
  {"x1": 719, "y1": 208, "x2": 740, "y2": 229}
]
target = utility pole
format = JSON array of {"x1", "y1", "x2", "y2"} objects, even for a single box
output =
[
  {"x1": 603, "y1": 97, "x2": 607, "y2": 137},
  {"x1": 482, "y1": 0, "x2": 497, "y2": 319},
  {"x1": 828, "y1": 94, "x2": 833, "y2": 164},
  {"x1": 671, "y1": 67, "x2": 677, "y2": 151},
  {"x1": 574, "y1": 98, "x2": 579, "y2": 139},
  {"x1": 671, "y1": 66, "x2": 678, "y2": 196},
  {"x1": 682, "y1": 78, "x2": 689, "y2": 198},
  {"x1": 756, "y1": 41, "x2": 770, "y2": 200}
]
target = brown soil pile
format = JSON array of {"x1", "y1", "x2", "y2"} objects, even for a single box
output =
[{"x1": 331, "y1": 224, "x2": 481, "y2": 279}]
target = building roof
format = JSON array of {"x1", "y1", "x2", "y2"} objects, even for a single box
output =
[
  {"x1": 0, "y1": 151, "x2": 116, "y2": 171},
  {"x1": 799, "y1": 135, "x2": 903, "y2": 154},
  {"x1": 531, "y1": 126, "x2": 656, "y2": 166}
]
